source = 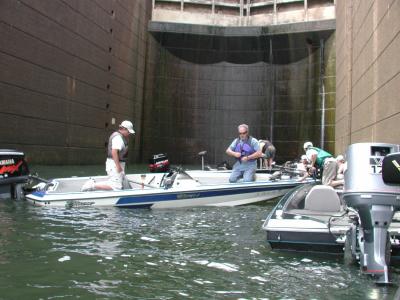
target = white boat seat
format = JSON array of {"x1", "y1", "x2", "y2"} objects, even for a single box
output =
[{"x1": 304, "y1": 185, "x2": 342, "y2": 212}]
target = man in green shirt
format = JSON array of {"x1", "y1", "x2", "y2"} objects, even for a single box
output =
[{"x1": 303, "y1": 141, "x2": 344, "y2": 187}]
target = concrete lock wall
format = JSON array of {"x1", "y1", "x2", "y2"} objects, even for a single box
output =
[
  {"x1": 2, "y1": 0, "x2": 398, "y2": 166},
  {"x1": 142, "y1": 26, "x2": 336, "y2": 165},
  {"x1": 335, "y1": 0, "x2": 400, "y2": 155},
  {"x1": 0, "y1": 0, "x2": 151, "y2": 164},
  {"x1": 1, "y1": 0, "x2": 337, "y2": 166}
]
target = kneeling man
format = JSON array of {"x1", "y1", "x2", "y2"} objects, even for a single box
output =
[{"x1": 226, "y1": 124, "x2": 262, "y2": 183}]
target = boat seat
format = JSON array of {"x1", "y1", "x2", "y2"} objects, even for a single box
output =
[{"x1": 304, "y1": 185, "x2": 342, "y2": 212}]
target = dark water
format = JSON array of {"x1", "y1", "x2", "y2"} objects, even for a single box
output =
[{"x1": 1, "y1": 166, "x2": 400, "y2": 299}]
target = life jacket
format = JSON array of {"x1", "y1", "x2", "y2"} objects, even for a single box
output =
[
  {"x1": 107, "y1": 131, "x2": 128, "y2": 162},
  {"x1": 234, "y1": 136, "x2": 257, "y2": 162},
  {"x1": 310, "y1": 147, "x2": 332, "y2": 168}
]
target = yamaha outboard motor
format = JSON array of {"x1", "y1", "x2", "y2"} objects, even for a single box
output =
[
  {"x1": 0, "y1": 149, "x2": 30, "y2": 200},
  {"x1": 148, "y1": 153, "x2": 170, "y2": 173},
  {"x1": 343, "y1": 143, "x2": 400, "y2": 284}
]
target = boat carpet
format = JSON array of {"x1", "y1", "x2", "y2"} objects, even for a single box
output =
[{"x1": 48, "y1": 177, "x2": 108, "y2": 193}]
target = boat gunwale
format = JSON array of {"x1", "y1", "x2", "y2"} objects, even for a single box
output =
[
  {"x1": 26, "y1": 180, "x2": 300, "y2": 202},
  {"x1": 28, "y1": 177, "x2": 306, "y2": 198}
]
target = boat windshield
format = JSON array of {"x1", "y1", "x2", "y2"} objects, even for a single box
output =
[
  {"x1": 177, "y1": 171, "x2": 195, "y2": 180},
  {"x1": 286, "y1": 184, "x2": 315, "y2": 210}
]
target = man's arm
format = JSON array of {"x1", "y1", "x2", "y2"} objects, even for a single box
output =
[
  {"x1": 298, "y1": 169, "x2": 310, "y2": 182},
  {"x1": 226, "y1": 147, "x2": 241, "y2": 158},
  {"x1": 309, "y1": 153, "x2": 317, "y2": 170},
  {"x1": 246, "y1": 149, "x2": 262, "y2": 161},
  {"x1": 241, "y1": 140, "x2": 262, "y2": 162}
]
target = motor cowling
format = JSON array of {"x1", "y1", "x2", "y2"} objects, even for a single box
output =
[
  {"x1": 0, "y1": 149, "x2": 30, "y2": 200},
  {"x1": 149, "y1": 153, "x2": 170, "y2": 173}
]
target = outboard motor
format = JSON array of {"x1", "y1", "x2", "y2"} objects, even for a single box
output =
[
  {"x1": 343, "y1": 143, "x2": 400, "y2": 284},
  {"x1": 0, "y1": 149, "x2": 30, "y2": 200},
  {"x1": 149, "y1": 153, "x2": 170, "y2": 173}
]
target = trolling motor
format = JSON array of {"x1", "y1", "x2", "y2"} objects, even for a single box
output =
[
  {"x1": 343, "y1": 143, "x2": 400, "y2": 284},
  {"x1": 198, "y1": 151, "x2": 207, "y2": 171}
]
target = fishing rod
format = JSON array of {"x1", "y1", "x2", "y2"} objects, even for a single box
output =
[{"x1": 273, "y1": 164, "x2": 308, "y2": 175}]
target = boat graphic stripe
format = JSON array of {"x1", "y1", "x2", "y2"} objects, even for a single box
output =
[
  {"x1": 30, "y1": 191, "x2": 46, "y2": 198},
  {"x1": 116, "y1": 184, "x2": 298, "y2": 206}
]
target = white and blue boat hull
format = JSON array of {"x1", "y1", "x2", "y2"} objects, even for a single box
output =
[{"x1": 26, "y1": 171, "x2": 308, "y2": 209}]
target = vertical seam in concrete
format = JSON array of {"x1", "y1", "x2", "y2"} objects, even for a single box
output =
[
  {"x1": 138, "y1": 38, "x2": 149, "y2": 163},
  {"x1": 348, "y1": 0, "x2": 353, "y2": 145},
  {"x1": 269, "y1": 37, "x2": 274, "y2": 142}
]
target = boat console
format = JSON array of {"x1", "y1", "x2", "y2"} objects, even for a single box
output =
[{"x1": 343, "y1": 143, "x2": 400, "y2": 284}]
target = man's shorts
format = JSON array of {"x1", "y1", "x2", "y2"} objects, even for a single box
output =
[
  {"x1": 322, "y1": 158, "x2": 338, "y2": 186},
  {"x1": 105, "y1": 159, "x2": 126, "y2": 190}
]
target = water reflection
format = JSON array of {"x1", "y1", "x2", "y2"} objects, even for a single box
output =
[{"x1": 0, "y1": 199, "x2": 399, "y2": 298}]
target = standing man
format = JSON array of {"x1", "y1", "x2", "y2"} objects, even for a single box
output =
[
  {"x1": 226, "y1": 124, "x2": 262, "y2": 183},
  {"x1": 303, "y1": 141, "x2": 343, "y2": 187},
  {"x1": 81, "y1": 120, "x2": 135, "y2": 191}
]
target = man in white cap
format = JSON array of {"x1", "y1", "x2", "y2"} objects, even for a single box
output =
[
  {"x1": 303, "y1": 141, "x2": 344, "y2": 187},
  {"x1": 81, "y1": 120, "x2": 135, "y2": 191}
]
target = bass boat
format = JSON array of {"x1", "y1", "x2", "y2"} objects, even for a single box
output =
[
  {"x1": 262, "y1": 143, "x2": 400, "y2": 284},
  {"x1": 26, "y1": 168, "x2": 313, "y2": 209}
]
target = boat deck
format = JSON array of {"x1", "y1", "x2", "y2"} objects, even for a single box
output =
[
  {"x1": 48, "y1": 176, "x2": 144, "y2": 193},
  {"x1": 47, "y1": 172, "x2": 284, "y2": 194}
]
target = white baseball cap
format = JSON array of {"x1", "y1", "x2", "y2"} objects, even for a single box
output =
[
  {"x1": 119, "y1": 120, "x2": 135, "y2": 134},
  {"x1": 301, "y1": 155, "x2": 308, "y2": 161},
  {"x1": 303, "y1": 141, "x2": 313, "y2": 150},
  {"x1": 336, "y1": 154, "x2": 345, "y2": 162}
]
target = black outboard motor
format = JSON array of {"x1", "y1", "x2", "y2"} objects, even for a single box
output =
[
  {"x1": 0, "y1": 149, "x2": 30, "y2": 200},
  {"x1": 149, "y1": 153, "x2": 170, "y2": 173},
  {"x1": 343, "y1": 143, "x2": 400, "y2": 284}
]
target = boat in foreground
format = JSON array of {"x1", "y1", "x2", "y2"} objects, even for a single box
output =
[
  {"x1": 25, "y1": 169, "x2": 313, "y2": 209},
  {"x1": 263, "y1": 182, "x2": 400, "y2": 255},
  {"x1": 262, "y1": 143, "x2": 400, "y2": 284},
  {"x1": 262, "y1": 183, "x2": 351, "y2": 253}
]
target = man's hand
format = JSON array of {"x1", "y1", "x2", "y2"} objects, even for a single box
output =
[
  {"x1": 226, "y1": 148, "x2": 242, "y2": 159},
  {"x1": 241, "y1": 156, "x2": 249, "y2": 162},
  {"x1": 116, "y1": 164, "x2": 123, "y2": 174}
]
